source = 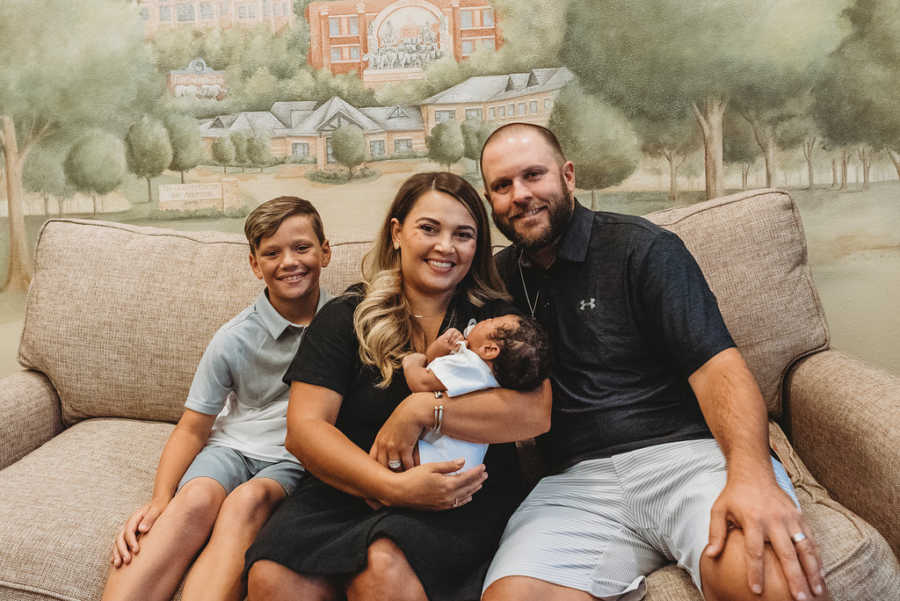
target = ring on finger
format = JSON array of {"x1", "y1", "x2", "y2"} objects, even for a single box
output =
[
  {"x1": 453, "y1": 497, "x2": 459, "y2": 507},
  {"x1": 791, "y1": 532, "x2": 807, "y2": 544},
  {"x1": 388, "y1": 459, "x2": 402, "y2": 471}
]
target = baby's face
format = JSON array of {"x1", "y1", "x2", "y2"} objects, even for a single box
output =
[{"x1": 466, "y1": 314, "x2": 520, "y2": 360}]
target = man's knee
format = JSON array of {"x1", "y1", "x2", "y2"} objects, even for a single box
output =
[
  {"x1": 700, "y1": 530, "x2": 796, "y2": 601},
  {"x1": 348, "y1": 538, "x2": 422, "y2": 601},
  {"x1": 483, "y1": 575, "x2": 595, "y2": 601},
  {"x1": 247, "y1": 560, "x2": 292, "y2": 601}
]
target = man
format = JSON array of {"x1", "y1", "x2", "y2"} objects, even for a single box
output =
[{"x1": 479, "y1": 123, "x2": 828, "y2": 601}]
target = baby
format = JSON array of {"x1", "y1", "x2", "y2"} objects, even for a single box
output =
[{"x1": 402, "y1": 314, "x2": 551, "y2": 469}]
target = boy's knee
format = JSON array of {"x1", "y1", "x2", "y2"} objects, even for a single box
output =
[
  {"x1": 218, "y1": 478, "x2": 284, "y2": 525},
  {"x1": 171, "y1": 478, "x2": 226, "y2": 527}
]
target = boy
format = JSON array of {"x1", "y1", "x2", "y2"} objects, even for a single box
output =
[
  {"x1": 102, "y1": 196, "x2": 331, "y2": 601},
  {"x1": 402, "y1": 314, "x2": 550, "y2": 468}
]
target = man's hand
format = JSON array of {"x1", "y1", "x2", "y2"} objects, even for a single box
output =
[
  {"x1": 705, "y1": 476, "x2": 826, "y2": 600},
  {"x1": 369, "y1": 392, "x2": 430, "y2": 471}
]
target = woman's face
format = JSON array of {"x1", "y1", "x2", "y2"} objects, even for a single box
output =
[{"x1": 391, "y1": 189, "x2": 479, "y2": 299}]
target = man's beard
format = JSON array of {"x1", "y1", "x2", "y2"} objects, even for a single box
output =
[{"x1": 492, "y1": 178, "x2": 574, "y2": 251}]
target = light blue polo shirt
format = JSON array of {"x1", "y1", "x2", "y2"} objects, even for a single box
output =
[{"x1": 185, "y1": 288, "x2": 332, "y2": 464}]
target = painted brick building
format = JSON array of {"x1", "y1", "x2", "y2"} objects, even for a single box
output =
[
  {"x1": 306, "y1": 0, "x2": 501, "y2": 88},
  {"x1": 138, "y1": 0, "x2": 295, "y2": 37}
]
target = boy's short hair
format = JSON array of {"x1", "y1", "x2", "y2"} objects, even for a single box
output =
[
  {"x1": 490, "y1": 316, "x2": 552, "y2": 391},
  {"x1": 244, "y1": 196, "x2": 325, "y2": 251}
]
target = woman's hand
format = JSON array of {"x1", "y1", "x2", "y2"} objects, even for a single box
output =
[
  {"x1": 370, "y1": 392, "x2": 431, "y2": 471},
  {"x1": 379, "y1": 460, "x2": 488, "y2": 511}
]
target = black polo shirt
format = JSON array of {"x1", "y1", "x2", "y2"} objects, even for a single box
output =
[{"x1": 494, "y1": 200, "x2": 735, "y2": 471}]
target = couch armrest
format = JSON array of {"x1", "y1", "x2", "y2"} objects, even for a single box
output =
[
  {"x1": 785, "y1": 350, "x2": 900, "y2": 555},
  {"x1": 0, "y1": 370, "x2": 62, "y2": 470}
]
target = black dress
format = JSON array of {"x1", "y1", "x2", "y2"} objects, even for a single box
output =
[{"x1": 245, "y1": 289, "x2": 526, "y2": 601}]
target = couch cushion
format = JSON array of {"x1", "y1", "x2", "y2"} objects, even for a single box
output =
[
  {"x1": 645, "y1": 189, "x2": 829, "y2": 415},
  {"x1": 18, "y1": 219, "x2": 370, "y2": 425},
  {"x1": 0, "y1": 418, "x2": 172, "y2": 601},
  {"x1": 768, "y1": 422, "x2": 900, "y2": 599}
]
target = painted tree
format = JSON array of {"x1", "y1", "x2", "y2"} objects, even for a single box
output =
[
  {"x1": 724, "y1": 112, "x2": 761, "y2": 190},
  {"x1": 548, "y1": 85, "x2": 640, "y2": 208},
  {"x1": 23, "y1": 146, "x2": 70, "y2": 216},
  {"x1": 211, "y1": 136, "x2": 236, "y2": 173},
  {"x1": 461, "y1": 119, "x2": 497, "y2": 176},
  {"x1": 331, "y1": 124, "x2": 366, "y2": 178},
  {"x1": 164, "y1": 113, "x2": 205, "y2": 183},
  {"x1": 561, "y1": 0, "x2": 846, "y2": 200},
  {"x1": 246, "y1": 135, "x2": 273, "y2": 172},
  {"x1": 813, "y1": 0, "x2": 900, "y2": 185},
  {"x1": 732, "y1": 87, "x2": 813, "y2": 188},
  {"x1": 0, "y1": 0, "x2": 156, "y2": 291},
  {"x1": 64, "y1": 131, "x2": 127, "y2": 216},
  {"x1": 427, "y1": 121, "x2": 465, "y2": 170},
  {"x1": 230, "y1": 132, "x2": 250, "y2": 172},
  {"x1": 126, "y1": 116, "x2": 173, "y2": 204},
  {"x1": 635, "y1": 114, "x2": 701, "y2": 201}
]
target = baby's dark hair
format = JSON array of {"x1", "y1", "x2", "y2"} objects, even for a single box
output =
[{"x1": 489, "y1": 316, "x2": 552, "y2": 391}]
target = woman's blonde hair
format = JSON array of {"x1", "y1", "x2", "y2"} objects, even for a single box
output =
[{"x1": 354, "y1": 172, "x2": 509, "y2": 388}]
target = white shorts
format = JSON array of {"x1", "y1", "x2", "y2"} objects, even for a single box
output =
[{"x1": 483, "y1": 438, "x2": 799, "y2": 600}]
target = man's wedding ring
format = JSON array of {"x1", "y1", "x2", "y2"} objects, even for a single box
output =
[
  {"x1": 388, "y1": 459, "x2": 402, "y2": 471},
  {"x1": 453, "y1": 497, "x2": 459, "y2": 507},
  {"x1": 791, "y1": 532, "x2": 807, "y2": 544}
]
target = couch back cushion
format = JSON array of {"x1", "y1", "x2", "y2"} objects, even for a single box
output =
[
  {"x1": 20, "y1": 189, "x2": 827, "y2": 423},
  {"x1": 644, "y1": 189, "x2": 828, "y2": 414},
  {"x1": 18, "y1": 220, "x2": 369, "y2": 425}
]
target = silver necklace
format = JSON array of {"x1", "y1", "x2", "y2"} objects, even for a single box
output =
[{"x1": 518, "y1": 258, "x2": 540, "y2": 317}]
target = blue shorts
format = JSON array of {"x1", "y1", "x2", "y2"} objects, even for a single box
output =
[{"x1": 178, "y1": 444, "x2": 306, "y2": 496}]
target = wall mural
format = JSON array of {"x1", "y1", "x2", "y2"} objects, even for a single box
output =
[{"x1": 0, "y1": 0, "x2": 898, "y2": 376}]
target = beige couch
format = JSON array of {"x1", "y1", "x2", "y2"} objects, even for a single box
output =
[{"x1": 0, "y1": 189, "x2": 897, "y2": 601}]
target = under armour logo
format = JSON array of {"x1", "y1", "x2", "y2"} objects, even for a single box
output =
[{"x1": 579, "y1": 298, "x2": 596, "y2": 311}]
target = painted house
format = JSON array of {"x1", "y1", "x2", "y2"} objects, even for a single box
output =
[
  {"x1": 200, "y1": 97, "x2": 426, "y2": 168},
  {"x1": 420, "y1": 67, "x2": 574, "y2": 133},
  {"x1": 199, "y1": 67, "x2": 574, "y2": 168}
]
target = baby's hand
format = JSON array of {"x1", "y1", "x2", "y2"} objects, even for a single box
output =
[
  {"x1": 427, "y1": 328, "x2": 463, "y2": 362},
  {"x1": 402, "y1": 353, "x2": 427, "y2": 373}
]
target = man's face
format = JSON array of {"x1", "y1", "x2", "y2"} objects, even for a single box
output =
[{"x1": 481, "y1": 130, "x2": 576, "y2": 251}]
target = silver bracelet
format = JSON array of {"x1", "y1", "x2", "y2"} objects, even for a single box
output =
[{"x1": 432, "y1": 403, "x2": 444, "y2": 435}]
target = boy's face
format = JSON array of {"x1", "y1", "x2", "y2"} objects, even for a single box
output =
[
  {"x1": 249, "y1": 214, "x2": 331, "y2": 314},
  {"x1": 466, "y1": 314, "x2": 520, "y2": 362}
]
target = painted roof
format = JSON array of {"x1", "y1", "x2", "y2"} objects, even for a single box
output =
[
  {"x1": 270, "y1": 101, "x2": 318, "y2": 128},
  {"x1": 422, "y1": 67, "x2": 574, "y2": 104},
  {"x1": 361, "y1": 105, "x2": 425, "y2": 131}
]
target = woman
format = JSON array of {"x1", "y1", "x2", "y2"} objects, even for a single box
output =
[{"x1": 245, "y1": 172, "x2": 552, "y2": 601}]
